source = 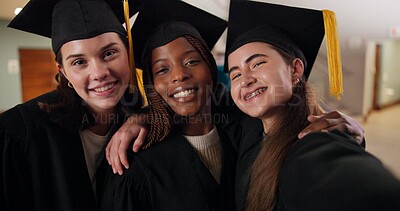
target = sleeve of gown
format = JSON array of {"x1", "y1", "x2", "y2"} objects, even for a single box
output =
[
  {"x1": 103, "y1": 157, "x2": 152, "y2": 211},
  {"x1": 0, "y1": 107, "x2": 32, "y2": 210},
  {"x1": 279, "y1": 130, "x2": 400, "y2": 210}
]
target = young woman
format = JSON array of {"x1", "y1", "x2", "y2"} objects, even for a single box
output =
[
  {"x1": 0, "y1": 0, "x2": 146, "y2": 210},
  {"x1": 226, "y1": 1, "x2": 400, "y2": 210},
  {"x1": 99, "y1": 0, "x2": 236, "y2": 210}
]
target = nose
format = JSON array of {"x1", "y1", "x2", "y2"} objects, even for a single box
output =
[
  {"x1": 240, "y1": 73, "x2": 256, "y2": 88},
  {"x1": 90, "y1": 60, "x2": 109, "y2": 81},
  {"x1": 170, "y1": 65, "x2": 190, "y2": 83}
]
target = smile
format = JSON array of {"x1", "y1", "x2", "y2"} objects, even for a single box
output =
[
  {"x1": 172, "y1": 89, "x2": 196, "y2": 98},
  {"x1": 93, "y1": 83, "x2": 115, "y2": 92},
  {"x1": 244, "y1": 87, "x2": 267, "y2": 101}
]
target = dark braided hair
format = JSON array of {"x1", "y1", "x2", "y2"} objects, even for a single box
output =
[
  {"x1": 142, "y1": 34, "x2": 219, "y2": 148},
  {"x1": 184, "y1": 35, "x2": 218, "y2": 90}
]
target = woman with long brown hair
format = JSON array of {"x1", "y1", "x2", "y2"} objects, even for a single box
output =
[
  {"x1": 226, "y1": 1, "x2": 400, "y2": 210},
  {"x1": 0, "y1": 0, "x2": 147, "y2": 210}
]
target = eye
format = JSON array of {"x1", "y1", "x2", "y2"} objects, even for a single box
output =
[
  {"x1": 72, "y1": 59, "x2": 86, "y2": 66},
  {"x1": 253, "y1": 61, "x2": 266, "y2": 68},
  {"x1": 230, "y1": 72, "x2": 241, "y2": 81},
  {"x1": 153, "y1": 67, "x2": 169, "y2": 75},
  {"x1": 103, "y1": 50, "x2": 117, "y2": 60},
  {"x1": 185, "y1": 59, "x2": 200, "y2": 66}
]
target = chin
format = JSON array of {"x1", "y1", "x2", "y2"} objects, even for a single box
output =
[{"x1": 241, "y1": 105, "x2": 269, "y2": 119}]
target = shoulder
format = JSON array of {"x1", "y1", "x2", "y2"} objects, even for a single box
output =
[
  {"x1": 0, "y1": 91, "x2": 57, "y2": 134},
  {"x1": 279, "y1": 130, "x2": 400, "y2": 210},
  {"x1": 286, "y1": 130, "x2": 364, "y2": 161},
  {"x1": 0, "y1": 91, "x2": 61, "y2": 148},
  {"x1": 129, "y1": 134, "x2": 194, "y2": 169},
  {"x1": 6, "y1": 91, "x2": 59, "y2": 120},
  {"x1": 102, "y1": 157, "x2": 152, "y2": 210}
]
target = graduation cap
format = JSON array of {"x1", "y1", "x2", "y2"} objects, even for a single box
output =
[
  {"x1": 8, "y1": 0, "x2": 141, "y2": 54},
  {"x1": 131, "y1": 0, "x2": 227, "y2": 69},
  {"x1": 8, "y1": 0, "x2": 146, "y2": 100},
  {"x1": 226, "y1": 0, "x2": 343, "y2": 99}
]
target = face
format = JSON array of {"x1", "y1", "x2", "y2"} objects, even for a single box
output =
[
  {"x1": 59, "y1": 32, "x2": 130, "y2": 115},
  {"x1": 228, "y1": 42, "x2": 303, "y2": 118},
  {"x1": 150, "y1": 37, "x2": 213, "y2": 117}
]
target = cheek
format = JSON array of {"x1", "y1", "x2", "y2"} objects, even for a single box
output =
[
  {"x1": 230, "y1": 82, "x2": 241, "y2": 104},
  {"x1": 153, "y1": 79, "x2": 168, "y2": 99},
  {"x1": 118, "y1": 61, "x2": 131, "y2": 80},
  {"x1": 66, "y1": 72, "x2": 84, "y2": 87}
]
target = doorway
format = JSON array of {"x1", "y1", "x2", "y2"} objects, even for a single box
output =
[{"x1": 19, "y1": 49, "x2": 58, "y2": 102}]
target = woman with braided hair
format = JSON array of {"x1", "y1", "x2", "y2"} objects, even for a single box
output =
[{"x1": 99, "y1": 0, "x2": 236, "y2": 210}]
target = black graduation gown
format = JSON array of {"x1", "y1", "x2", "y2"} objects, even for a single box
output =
[
  {"x1": 277, "y1": 130, "x2": 400, "y2": 210},
  {"x1": 219, "y1": 108, "x2": 263, "y2": 211},
  {"x1": 99, "y1": 127, "x2": 237, "y2": 211},
  {"x1": 0, "y1": 91, "x2": 100, "y2": 211}
]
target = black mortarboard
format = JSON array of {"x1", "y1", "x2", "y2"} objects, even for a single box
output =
[
  {"x1": 225, "y1": 0, "x2": 343, "y2": 99},
  {"x1": 131, "y1": 0, "x2": 227, "y2": 69},
  {"x1": 8, "y1": 0, "x2": 142, "y2": 54}
]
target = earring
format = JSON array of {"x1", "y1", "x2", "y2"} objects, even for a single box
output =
[
  {"x1": 292, "y1": 78, "x2": 300, "y2": 85},
  {"x1": 68, "y1": 81, "x2": 73, "y2": 88}
]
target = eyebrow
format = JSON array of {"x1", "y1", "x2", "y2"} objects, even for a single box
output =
[
  {"x1": 228, "y1": 53, "x2": 267, "y2": 74},
  {"x1": 151, "y1": 49, "x2": 198, "y2": 68},
  {"x1": 65, "y1": 42, "x2": 118, "y2": 61}
]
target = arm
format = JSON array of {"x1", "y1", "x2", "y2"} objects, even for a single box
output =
[
  {"x1": 298, "y1": 111, "x2": 365, "y2": 147},
  {"x1": 0, "y1": 108, "x2": 32, "y2": 210},
  {"x1": 279, "y1": 131, "x2": 400, "y2": 210},
  {"x1": 106, "y1": 114, "x2": 149, "y2": 175},
  {"x1": 100, "y1": 157, "x2": 153, "y2": 211}
]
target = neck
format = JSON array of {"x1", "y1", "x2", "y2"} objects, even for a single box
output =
[
  {"x1": 260, "y1": 106, "x2": 284, "y2": 134},
  {"x1": 180, "y1": 112, "x2": 214, "y2": 136},
  {"x1": 88, "y1": 109, "x2": 115, "y2": 136}
]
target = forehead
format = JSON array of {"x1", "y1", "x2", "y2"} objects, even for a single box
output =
[
  {"x1": 228, "y1": 42, "x2": 276, "y2": 61},
  {"x1": 151, "y1": 37, "x2": 196, "y2": 57},
  {"x1": 235, "y1": 42, "x2": 275, "y2": 53},
  {"x1": 60, "y1": 32, "x2": 123, "y2": 54}
]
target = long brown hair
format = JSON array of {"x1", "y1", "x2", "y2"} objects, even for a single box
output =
[{"x1": 245, "y1": 47, "x2": 323, "y2": 211}]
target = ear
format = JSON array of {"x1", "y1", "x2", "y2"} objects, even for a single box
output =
[
  {"x1": 291, "y1": 58, "x2": 304, "y2": 80},
  {"x1": 57, "y1": 63, "x2": 68, "y2": 79}
]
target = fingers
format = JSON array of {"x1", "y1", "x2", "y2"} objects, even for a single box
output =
[
  {"x1": 299, "y1": 116, "x2": 342, "y2": 138},
  {"x1": 105, "y1": 115, "x2": 150, "y2": 175},
  {"x1": 299, "y1": 111, "x2": 365, "y2": 146},
  {"x1": 117, "y1": 133, "x2": 130, "y2": 170},
  {"x1": 132, "y1": 127, "x2": 148, "y2": 152},
  {"x1": 109, "y1": 132, "x2": 124, "y2": 175},
  {"x1": 299, "y1": 111, "x2": 347, "y2": 138}
]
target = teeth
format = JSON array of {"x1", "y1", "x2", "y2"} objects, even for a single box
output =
[
  {"x1": 173, "y1": 89, "x2": 195, "y2": 98},
  {"x1": 94, "y1": 83, "x2": 114, "y2": 92},
  {"x1": 245, "y1": 87, "x2": 267, "y2": 100}
]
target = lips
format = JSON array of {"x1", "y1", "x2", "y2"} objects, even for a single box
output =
[
  {"x1": 91, "y1": 82, "x2": 116, "y2": 93},
  {"x1": 172, "y1": 88, "x2": 196, "y2": 98},
  {"x1": 244, "y1": 87, "x2": 267, "y2": 101}
]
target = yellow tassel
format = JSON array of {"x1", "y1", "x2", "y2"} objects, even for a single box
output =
[
  {"x1": 123, "y1": 0, "x2": 148, "y2": 105},
  {"x1": 322, "y1": 10, "x2": 343, "y2": 100}
]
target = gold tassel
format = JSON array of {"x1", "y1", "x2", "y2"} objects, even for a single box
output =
[
  {"x1": 123, "y1": 0, "x2": 148, "y2": 105},
  {"x1": 322, "y1": 10, "x2": 343, "y2": 100}
]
